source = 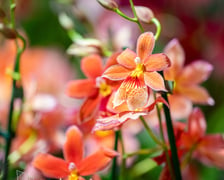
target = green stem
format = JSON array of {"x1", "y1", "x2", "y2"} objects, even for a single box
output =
[
  {"x1": 110, "y1": 130, "x2": 119, "y2": 180},
  {"x1": 114, "y1": 0, "x2": 144, "y2": 33},
  {"x1": 124, "y1": 147, "x2": 162, "y2": 158},
  {"x1": 129, "y1": 0, "x2": 144, "y2": 33},
  {"x1": 161, "y1": 90, "x2": 182, "y2": 180},
  {"x1": 119, "y1": 130, "x2": 126, "y2": 180},
  {"x1": 153, "y1": 93, "x2": 174, "y2": 179},
  {"x1": 2, "y1": 1, "x2": 25, "y2": 178},
  {"x1": 139, "y1": 116, "x2": 165, "y2": 148},
  {"x1": 151, "y1": 18, "x2": 161, "y2": 40},
  {"x1": 115, "y1": 8, "x2": 136, "y2": 22},
  {"x1": 0, "y1": 129, "x2": 8, "y2": 139}
]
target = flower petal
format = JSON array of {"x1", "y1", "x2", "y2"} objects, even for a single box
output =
[
  {"x1": 113, "y1": 85, "x2": 126, "y2": 108},
  {"x1": 144, "y1": 53, "x2": 171, "y2": 71},
  {"x1": 63, "y1": 126, "x2": 83, "y2": 164},
  {"x1": 137, "y1": 32, "x2": 155, "y2": 59},
  {"x1": 66, "y1": 79, "x2": 97, "y2": 98},
  {"x1": 178, "y1": 85, "x2": 215, "y2": 105},
  {"x1": 93, "y1": 111, "x2": 147, "y2": 131},
  {"x1": 188, "y1": 108, "x2": 206, "y2": 139},
  {"x1": 32, "y1": 153, "x2": 69, "y2": 178},
  {"x1": 81, "y1": 54, "x2": 103, "y2": 79},
  {"x1": 177, "y1": 61, "x2": 213, "y2": 85},
  {"x1": 104, "y1": 52, "x2": 120, "y2": 69},
  {"x1": 144, "y1": 72, "x2": 167, "y2": 91},
  {"x1": 117, "y1": 48, "x2": 137, "y2": 69},
  {"x1": 78, "y1": 148, "x2": 117, "y2": 176},
  {"x1": 126, "y1": 85, "x2": 148, "y2": 110},
  {"x1": 197, "y1": 135, "x2": 224, "y2": 169},
  {"x1": 103, "y1": 65, "x2": 130, "y2": 80},
  {"x1": 79, "y1": 95, "x2": 101, "y2": 123},
  {"x1": 168, "y1": 95, "x2": 192, "y2": 120},
  {"x1": 164, "y1": 39, "x2": 185, "y2": 80},
  {"x1": 93, "y1": 114, "x2": 122, "y2": 131}
]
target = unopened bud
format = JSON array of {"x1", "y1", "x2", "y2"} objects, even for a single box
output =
[
  {"x1": 97, "y1": 0, "x2": 118, "y2": 11},
  {"x1": 135, "y1": 6, "x2": 154, "y2": 23},
  {"x1": 0, "y1": 24, "x2": 17, "y2": 39},
  {"x1": 59, "y1": 13, "x2": 74, "y2": 30},
  {"x1": 0, "y1": 8, "x2": 6, "y2": 19}
]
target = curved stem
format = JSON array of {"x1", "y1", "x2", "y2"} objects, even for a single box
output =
[
  {"x1": 151, "y1": 18, "x2": 161, "y2": 40},
  {"x1": 139, "y1": 116, "x2": 165, "y2": 148},
  {"x1": 129, "y1": 0, "x2": 144, "y2": 33},
  {"x1": 115, "y1": 8, "x2": 136, "y2": 22}
]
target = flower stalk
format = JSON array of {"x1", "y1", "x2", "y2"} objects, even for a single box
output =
[
  {"x1": 110, "y1": 130, "x2": 119, "y2": 180},
  {"x1": 162, "y1": 91, "x2": 182, "y2": 180},
  {"x1": 2, "y1": 0, "x2": 26, "y2": 179}
]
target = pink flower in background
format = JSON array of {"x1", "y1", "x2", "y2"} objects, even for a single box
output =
[{"x1": 164, "y1": 39, "x2": 214, "y2": 120}]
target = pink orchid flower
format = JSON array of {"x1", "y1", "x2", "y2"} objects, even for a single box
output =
[{"x1": 164, "y1": 39, "x2": 214, "y2": 119}]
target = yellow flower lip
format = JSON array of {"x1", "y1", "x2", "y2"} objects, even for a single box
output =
[
  {"x1": 131, "y1": 57, "x2": 145, "y2": 78},
  {"x1": 96, "y1": 77, "x2": 112, "y2": 97},
  {"x1": 68, "y1": 162, "x2": 78, "y2": 180}
]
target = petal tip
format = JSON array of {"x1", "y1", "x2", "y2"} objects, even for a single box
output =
[{"x1": 208, "y1": 97, "x2": 215, "y2": 106}]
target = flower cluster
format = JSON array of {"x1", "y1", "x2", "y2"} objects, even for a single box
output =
[{"x1": 0, "y1": 0, "x2": 223, "y2": 180}]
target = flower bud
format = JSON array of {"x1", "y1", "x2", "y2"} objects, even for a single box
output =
[
  {"x1": 67, "y1": 38, "x2": 104, "y2": 56},
  {"x1": 135, "y1": 6, "x2": 154, "y2": 23},
  {"x1": 97, "y1": 0, "x2": 118, "y2": 11},
  {"x1": 0, "y1": 8, "x2": 6, "y2": 19},
  {"x1": 58, "y1": 13, "x2": 74, "y2": 30},
  {"x1": 0, "y1": 23, "x2": 17, "y2": 39}
]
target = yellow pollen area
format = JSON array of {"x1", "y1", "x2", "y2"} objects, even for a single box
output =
[
  {"x1": 130, "y1": 63, "x2": 144, "y2": 78},
  {"x1": 99, "y1": 81, "x2": 112, "y2": 97},
  {"x1": 68, "y1": 170, "x2": 79, "y2": 180},
  {"x1": 95, "y1": 130, "x2": 113, "y2": 137}
]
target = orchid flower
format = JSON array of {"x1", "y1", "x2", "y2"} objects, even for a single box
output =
[
  {"x1": 103, "y1": 32, "x2": 170, "y2": 111},
  {"x1": 33, "y1": 126, "x2": 117, "y2": 180},
  {"x1": 164, "y1": 39, "x2": 214, "y2": 119},
  {"x1": 66, "y1": 53, "x2": 119, "y2": 123}
]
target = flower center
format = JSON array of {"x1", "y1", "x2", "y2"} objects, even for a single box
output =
[
  {"x1": 95, "y1": 130, "x2": 113, "y2": 137},
  {"x1": 96, "y1": 77, "x2": 112, "y2": 97},
  {"x1": 68, "y1": 162, "x2": 78, "y2": 180},
  {"x1": 131, "y1": 57, "x2": 145, "y2": 78}
]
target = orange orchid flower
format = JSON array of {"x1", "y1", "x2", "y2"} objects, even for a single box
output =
[
  {"x1": 164, "y1": 39, "x2": 214, "y2": 119},
  {"x1": 103, "y1": 32, "x2": 171, "y2": 111},
  {"x1": 33, "y1": 126, "x2": 117, "y2": 180},
  {"x1": 66, "y1": 53, "x2": 119, "y2": 123}
]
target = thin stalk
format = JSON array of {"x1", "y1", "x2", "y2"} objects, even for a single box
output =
[
  {"x1": 2, "y1": 1, "x2": 26, "y2": 178},
  {"x1": 162, "y1": 91, "x2": 182, "y2": 180},
  {"x1": 110, "y1": 130, "x2": 119, "y2": 180},
  {"x1": 151, "y1": 18, "x2": 161, "y2": 40},
  {"x1": 115, "y1": 8, "x2": 136, "y2": 22},
  {"x1": 0, "y1": 129, "x2": 8, "y2": 139},
  {"x1": 153, "y1": 93, "x2": 174, "y2": 179},
  {"x1": 139, "y1": 116, "x2": 165, "y2": 148},
  {"x1": 129, "y1": 0, "x2": 144, "y2": 33},
  {"x1": 119, "y1": 130, "x2": 126, "y2": 180},
  {"x1": 124, "y1": 147, "x2": 162, "y2": 158}
]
